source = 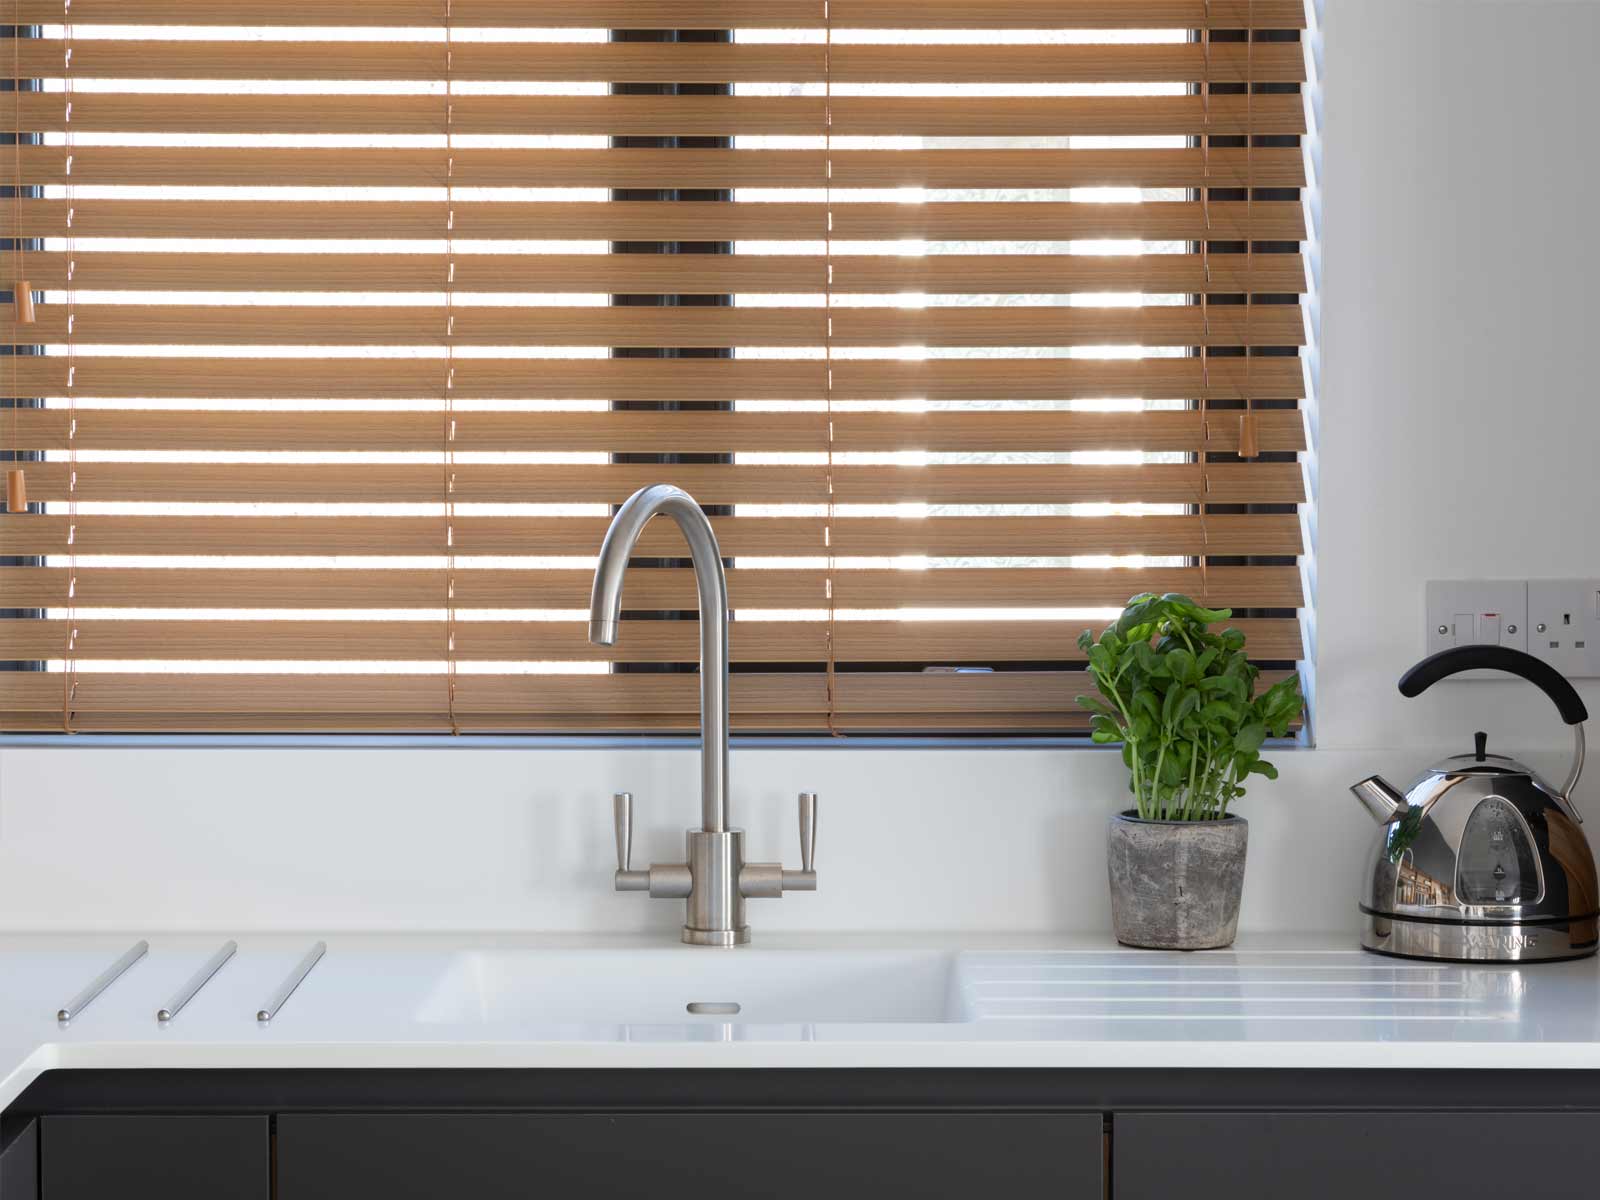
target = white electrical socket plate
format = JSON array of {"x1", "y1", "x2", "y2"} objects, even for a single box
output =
[
  {"x1": 1527, "y1": 578, "x2": 1600, "y2": 678},
  {"x1": 1426, "y1": 579, "x2": 1600, "y2": 678}
]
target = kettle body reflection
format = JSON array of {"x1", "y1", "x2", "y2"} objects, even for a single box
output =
[{"x1": 1349, "y1": 647, "x2": 1598, "y2": 963}]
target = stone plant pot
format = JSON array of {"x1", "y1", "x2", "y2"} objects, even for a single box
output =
[{"x1": 1107, "y1": 811, "x2": 1248, "y2": 950}]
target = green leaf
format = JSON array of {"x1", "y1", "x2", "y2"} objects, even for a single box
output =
[
  {"x1": 1236, "y1": 722, "x2": 1267, "y2": 754},
  {"x1": 1158, "y1": 594, "x2": 1223, "y2": 621},
  {"x1": 1115, "y1": 594, "x2": 1159, "y2": 639},
  {"x1": 1175, "y1": 688, "x2": 1201, "y2": 725}
]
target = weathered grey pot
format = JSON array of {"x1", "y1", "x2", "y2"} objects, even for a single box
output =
[{"x1": 1107, "y1": 812, "x2": 1248, "y2": 950}]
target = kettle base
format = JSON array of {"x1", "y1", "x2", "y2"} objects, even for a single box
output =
[{"x1": 1361, "y1": 912, "x2": 1598, "y2": 963}]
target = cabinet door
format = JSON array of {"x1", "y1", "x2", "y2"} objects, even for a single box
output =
[
  {"x1": 42, "y1": 1115, "x2": 268, "y2": 1200},
  {"x1": 1116, "y1": 1112, "x2": 1600, "y2": 1200},
  {"x1": 0, "y1": 1119, "x2": 38, "y2": 1200},
  {"x1": 279, "y1": 1112, "x2": 1101, "y2": 1200}
]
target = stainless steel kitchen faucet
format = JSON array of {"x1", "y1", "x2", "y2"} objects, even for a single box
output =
[{"x1": 589, "y1": 484, "x2": 817, "y2": 946}]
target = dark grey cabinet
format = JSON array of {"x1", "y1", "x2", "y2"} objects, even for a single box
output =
[
  {"x1": 277, "y1": 1112, "x2": 1103, "y2": 1200},
  {"x1": 41, "y1": 1115, "x2": 268, "y2": 1200},
  {"x1": 14, "y1": 1069, "x2": 1600, "y2": 1200},
  {"x1": 1116, "y1": 1112, "x2": 1600, "y2": 1200}
]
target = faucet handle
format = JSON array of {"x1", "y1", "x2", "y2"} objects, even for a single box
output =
[
  {"x1": 739, "y1": 793, "x2": 819, "y2": 899},
  {"x1": 610, "y1": 792, "x2": 686, "y2": 897},
  {"x1": 613, "y1": 792, "x2": 633, "y2": 873},
  {"x1": 798, "y1": 791, "x2": 817, "y2": 872}
]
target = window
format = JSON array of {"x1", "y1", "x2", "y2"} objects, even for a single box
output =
[{"x1": 0, "y1": 1, "x2": 1309, "y2": 735}]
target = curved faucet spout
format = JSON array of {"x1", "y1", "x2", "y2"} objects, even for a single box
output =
[{"x1": 589, "y1": 484, "x2": 730, "y2": 833}]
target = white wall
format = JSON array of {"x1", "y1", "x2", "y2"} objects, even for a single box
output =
[
  {"x1": 2, "y1": 0, "x2": 1598, "y2": 935},
  {"x1": 1317, "y1": 0, "x2": 1600, "y2": 750}
]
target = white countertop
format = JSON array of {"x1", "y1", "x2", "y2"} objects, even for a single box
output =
[{"x1": 4, "y1": 931, "x2": 1600, "y2": 1111}]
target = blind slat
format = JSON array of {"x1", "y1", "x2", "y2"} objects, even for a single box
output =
[
  {"x1": 1, "y1": 252, "x2": 1308, "y2": 296},
  {"x1": 1, "y1": 670, "x2": 1300, "y2": 732},
  {"x1": 3, "y1": 199, "x2": 1307, "y2": 242},
  {"x1": 10, "y1": 93, "x2": 1305, "y2": 138},
  {"x1": 4, "y1": 146, "x2": 1304, "y2": 190},
  {"x1": 8, "y1": 303, "x2": 1306, "y2": 349},
  {"x1": 18, "y1": 40, "x2": 1305, "y2": 85},
  {"x1": 1, "y1": 513, "x2": 1303, "y2": 560},
  {"x1": 0, "y1": 566, "x2": 1304, "y2": 612},
  {"x1": 3, "y1": 356, "x2": 1305, "y2": 402},
  {"x1": 14, "y1": 462, "x2": 1305, "y2": 507},
  {"x1": 9, "y1": 1, "x2": 1309, "y2": 29},
  {"x1": 4, "y1": 617, "x2": 1305, "y2": 664},
  {"x1": 10, "y1": 409, "x2": 1307, "y2": 455}
]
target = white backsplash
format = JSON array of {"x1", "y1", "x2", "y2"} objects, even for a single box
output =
[{"x1": 1, "y1": 743, "x2": 1588, "y2": 935}]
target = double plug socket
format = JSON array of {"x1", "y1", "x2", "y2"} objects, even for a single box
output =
[{"x1": 1427, "y1": 579, "x2": 1600, "y2": 677}]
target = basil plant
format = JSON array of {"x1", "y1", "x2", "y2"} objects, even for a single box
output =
[{"x1": 1077, "y1": 593, "x2": 1303, "y2": 821}]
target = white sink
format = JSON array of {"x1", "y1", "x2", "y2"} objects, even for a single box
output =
[{"x1": 415, "y1": 948, "x2": 967, "y2": 1025}]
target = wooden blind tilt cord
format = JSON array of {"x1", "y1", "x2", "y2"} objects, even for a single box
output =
[
  {"x1": 823, "y1": 0, "x2": 841, "y2": 738},
  {"x1": 1238, "y1": 4, "x2": 1259, "y2": 460},
  {"x1": 6, "y1": 1, "x2": 31, "y2": 515},
  {"x1": 59, "y1": 0, "x2": 76, "y2": 731},
  {"x1": 443, "y1": 0, "x2": 460, "y2": 735}
]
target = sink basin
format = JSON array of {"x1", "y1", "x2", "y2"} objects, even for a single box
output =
[{"x1": 416, "y1": 948, "x2": 967, "y2": 1025}]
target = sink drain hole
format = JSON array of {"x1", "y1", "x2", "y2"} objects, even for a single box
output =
[{"x1": 687, "y1": 1001, "x2": 741, "y2": 1016}]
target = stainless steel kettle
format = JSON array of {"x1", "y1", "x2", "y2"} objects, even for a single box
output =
[{"x1": 1351, "y1": 646, "x2": 1598, "y2": 963}]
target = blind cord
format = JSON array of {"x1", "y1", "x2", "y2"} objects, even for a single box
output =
[
  {"x1": 59, "y1": 0, "x2": 76, "y2": 731},
  {"x1": 443, "y1": 0, "x2": 459, "y2": 735},
  {"x1": 7, "y1": 1, "x2": 26, "y2": 516},
  {"x1": 823, "y1": 0, "x2": 841, "y2": 739},
  {"x1": 1240, "y1": 3, "x2": 1258, "y2": 459}
]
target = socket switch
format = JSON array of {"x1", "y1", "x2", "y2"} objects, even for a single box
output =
[{"x1": 1425, "y1": 580, "x2": 1529, "y2": 657}]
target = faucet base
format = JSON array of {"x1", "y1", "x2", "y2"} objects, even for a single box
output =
[
  {"x1": 682, "y1": 926, "x2": 751, "y2": 948},
  {"x1": 683, "y1": 829, "x2": 748, "y2": 948}
]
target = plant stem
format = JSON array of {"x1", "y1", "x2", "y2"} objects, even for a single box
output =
[
  {"x1": 1099, "y1": 672, "x2": 1146, "y2": 817},
  {"x1": 1185, "y1": 744, "x2": 1200, "y2": 820},
  {"x1": 1152, "y1": 737, "x2": 1168, "y2": 820}
]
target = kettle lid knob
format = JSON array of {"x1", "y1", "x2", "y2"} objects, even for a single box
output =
[{"x1": 1474, "y1": 731, "x2": 1488, "y2": 762}]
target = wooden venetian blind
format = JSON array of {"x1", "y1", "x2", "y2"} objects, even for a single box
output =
[{"x1": 0, "y1": 0, "x2": 1309, "y2": 735}]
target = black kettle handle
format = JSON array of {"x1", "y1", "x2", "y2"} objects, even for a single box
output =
[{"x1": 1398, "y1": 646, "x2": 1588, "y2": 726}]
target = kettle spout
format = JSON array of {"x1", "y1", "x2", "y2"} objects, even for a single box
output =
[{"x1": 1351, "y1": 776, "x2": 1409, "y2": 825}]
